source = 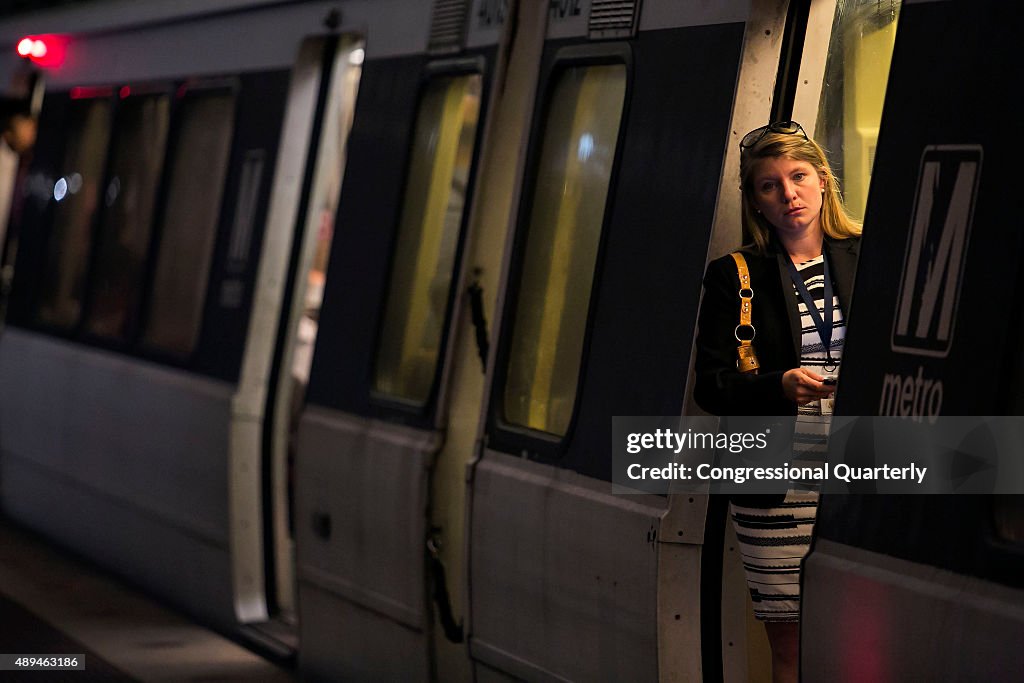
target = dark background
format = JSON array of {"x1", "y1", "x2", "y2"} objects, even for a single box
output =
[{"x1": 0, "y1": 1, "x2": 99, "y2": 16}]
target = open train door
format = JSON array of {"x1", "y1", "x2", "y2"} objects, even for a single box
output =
[
  {"x1": 802, "y1": 1, "x2": 1024, "y2": 679},
  {"x1": 230, "y1": 26, "x2": 364, "y2": 650}
]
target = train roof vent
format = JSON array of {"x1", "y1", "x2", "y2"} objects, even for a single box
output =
[
  {"x1": 429, "y1": 0, "x2": 468, "y2": 54},
  {"x1": 589, "y1": 0, "x2": 642, "y2": 39}
]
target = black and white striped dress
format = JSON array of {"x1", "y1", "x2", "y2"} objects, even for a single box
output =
[{"x1": 730, "y1": 254, "x2": 845, "y2": 622}]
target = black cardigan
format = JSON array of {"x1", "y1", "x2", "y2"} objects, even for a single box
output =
[{"x1": 694, "y1": 235, "x2": 860, "y2": 416}]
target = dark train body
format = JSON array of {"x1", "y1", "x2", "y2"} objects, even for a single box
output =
[{"x1": 0, "y1": 0, "x2": 1020, "y2": 681}]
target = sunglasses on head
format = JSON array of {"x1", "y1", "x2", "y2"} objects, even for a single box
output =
[{"x1": 739, "y1": 120, "x2": 808, "y2": 150}]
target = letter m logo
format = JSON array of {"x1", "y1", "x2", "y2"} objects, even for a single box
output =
[{"x1": 891, "y1": 145, "x2": 982, "y2": 357}]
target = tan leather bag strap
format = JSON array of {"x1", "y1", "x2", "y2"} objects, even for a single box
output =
[{"x1": 730, "y1": 252, "x2": 759, "y2": 373}]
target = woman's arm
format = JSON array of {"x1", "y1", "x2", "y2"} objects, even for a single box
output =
[{"x1": 694, "y1": 255, "x2": 791, "y2": 415}]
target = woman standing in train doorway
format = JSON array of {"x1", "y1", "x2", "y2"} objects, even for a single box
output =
[{"x1": 694, "y1": 121, "x2": 861, "y2": 682}]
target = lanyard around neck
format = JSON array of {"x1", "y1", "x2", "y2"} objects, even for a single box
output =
[{"x1": 784, "y1": 253, "x2": 835, "y2": 369}]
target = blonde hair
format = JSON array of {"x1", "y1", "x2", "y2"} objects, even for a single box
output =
[{"x1": 739, "y1": 131, "x2": 861, "y2": 253}]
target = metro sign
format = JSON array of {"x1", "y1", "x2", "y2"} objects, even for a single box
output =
[{"x1": 891, "y1": 145, "x2": 982, "y2": 358}]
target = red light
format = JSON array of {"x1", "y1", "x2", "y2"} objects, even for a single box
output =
[
  {"x1": 70, "y1": 86, "x2": 114, "y2": 100},
  {"x1": 16, "y1": 35, "x2": 66, "y2": 68},
  {"x1": 119, "y1": 86, "x2": 131, "y2": 99}
]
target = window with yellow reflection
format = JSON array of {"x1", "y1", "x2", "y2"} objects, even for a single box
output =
[
  {"x1": 373, "y1": 73, "x2": 482, "y2": 405},
  {"x1": 503, "y1": 63, "x2": 627, "y2": 437},
  {"x1": 814, "y1": 0, "x2": 901, "y2": 221}
]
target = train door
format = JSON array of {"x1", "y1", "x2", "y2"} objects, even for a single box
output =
[
  {"x1": 231, "y1": 31, "x2": 364, "y2": 647},
  {"x1": 802, "y1": 1, "x2": 1024, "y2": 679},
  {"x1": 463, "y1": 2, "x2": 749, "y2": 681},
  {"x1": 293, "y1": 2, "x2": 501, "y2": 679},
  {"x1": 418, "y1": 1, "x2": 541, "y2": 680}
]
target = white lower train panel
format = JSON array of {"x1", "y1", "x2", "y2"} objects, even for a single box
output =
[
  {"x1": 469, "y1": 452, "x2": 669, "y2": 682},
  {"x1": 295, "y1": 405, "x2": 440, "y2": 681},
  {"x1": 0, "y1": 328, "x2": 237, "y2": 628}
]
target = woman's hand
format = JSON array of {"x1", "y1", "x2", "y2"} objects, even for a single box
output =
[{"x1": 782, "y1": 368, "x2": 835, "y2": 406}]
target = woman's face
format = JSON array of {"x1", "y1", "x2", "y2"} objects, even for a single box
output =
[{"x1": 749, "y1": 156, "x2": 826, "y2": 239}]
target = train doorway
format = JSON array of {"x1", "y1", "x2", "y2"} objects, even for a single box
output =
[
  {"x1": 265, "y1": 33, "x2": 363, "y2": 631},
  {"x1": 229, "y1": 33, "x2": 363, "y2": 652}
]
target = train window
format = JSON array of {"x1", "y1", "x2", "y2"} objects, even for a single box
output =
[
  {"x1": 85, "y1": 92, "x2": 170, "y2": 341},
  {"x1": 813, "y1": 0, "x2": 901, "y2": 221},
  {"x1": 994, "y1": 496, "x2": 1024, "y2": 544},
  {"x1": 35, "y1": 98, "x2": 113, "y2": 329},
  {"x1": 502, "y1": 63, "x2": 626, "y2": 436},
  {"x1": 142, "y1": 91, "x2": 236, "y2": 357},
  {"x1": 372, "y1": 73, "x2": 482, "y2": 405}
]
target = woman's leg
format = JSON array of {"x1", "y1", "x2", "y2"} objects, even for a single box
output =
[
  {"x1": 764, "y1": 621, "x2": 799, "y2": 683},
  {"x1": 729, "y1": 493, "x2": 816, "y2": 682}
]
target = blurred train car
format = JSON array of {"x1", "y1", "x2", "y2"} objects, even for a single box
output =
[
  {"x1": 0, "y1": 0, "x2": 458, "y2": 665},
  {"x1": 1, "y1": 0, "x2": 1020, "y2": 681}
]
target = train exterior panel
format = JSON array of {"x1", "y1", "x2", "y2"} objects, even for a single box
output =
[{"x1": 0, "y1": 329, "x2": 237, "y2": 624}]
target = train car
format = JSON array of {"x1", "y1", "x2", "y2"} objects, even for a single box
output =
[
  {"x1": 2, "y1": 0, "x2": 1019, "y2": 681},
  {"x1": 0, "y1": 0, "x2": 466, "y2": 664},
  {"x1": 294, "y1": 0, "x2": 904, "y2": 681},
  {"x1": 802, "y1": 1, "x2": 1024, "y2": 680}
]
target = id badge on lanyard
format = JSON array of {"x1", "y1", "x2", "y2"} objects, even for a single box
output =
[
  {"x1": 819, "y1": 397, "x2": 834, "y2": 416},
  {"x1": 786, "y1": 255, "x2": 838, "y2": 415}
]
